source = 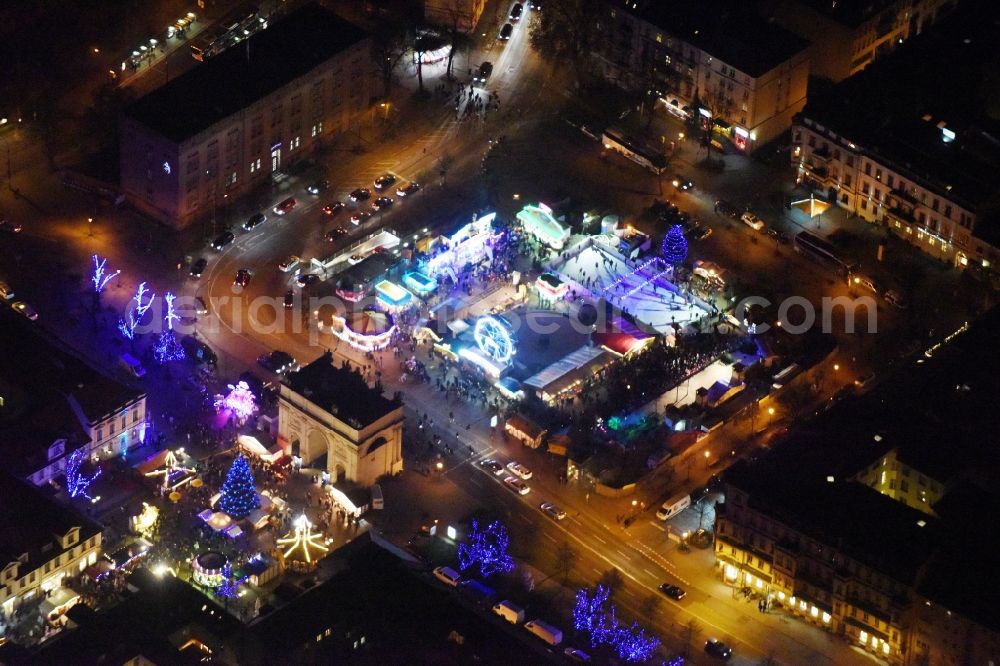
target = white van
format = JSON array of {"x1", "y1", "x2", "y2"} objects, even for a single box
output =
[
  {"x1": 493, "y1": 600, "x2": 525, "y2": 624},
  {"x1": 524, "y1": 619, "x2": 563, "y2": 646},
  {"x1": 656, "y1": 492, "x2": 691, "y2": 521},
  {"x1": 119, "y1": 353, "x2": 146, "y2": 378},
  {"x1": 433, "y1": 566, "x2": 462, "y2": 587}
]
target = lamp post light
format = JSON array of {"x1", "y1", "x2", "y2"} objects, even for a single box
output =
[{"x1": 88, "y1": 217, "x2": 94, "y2": 237}]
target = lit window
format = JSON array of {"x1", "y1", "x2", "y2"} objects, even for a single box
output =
[
  {"x1": 860, "y1": 630, "x2": 869, "y2": 643},
  {"x1": 799, "y1": 600, "x2": 808, "y2": 611},
  {"x1": 928, "y1": 237, "x2": 936, "y2": 246},
  {"x1": 822, "y1": 612, "x2": 831, "y2": 623},
  {"x1": 883, "y1": 643, "x2": 890, "y2": 655},
  {"x1": 316, "y1": 634, "x2": 322, "y2": 643}
]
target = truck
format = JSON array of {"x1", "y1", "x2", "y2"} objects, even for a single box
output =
[
  {"x1": 524, "y1": 619, "x2": 563, "y2": 646},
  {"x1": 493, "y1": 600, "x2": 525, "y2": 624},
  {"x1": 656, "y1": 492, "x2": 691, "y2": 521}
]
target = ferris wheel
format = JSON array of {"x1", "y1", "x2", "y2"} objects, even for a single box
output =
[{"x1": 474, "y1": 316, "x2": 515, "y2": 364}]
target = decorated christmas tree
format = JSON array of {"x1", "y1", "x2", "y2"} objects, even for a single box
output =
[
  {"x1": 218, "y1": 455, "x2": 260, "y2": 519},
  {"x1": 661, "y1": 224, "x2": 688, "y2": 264}
]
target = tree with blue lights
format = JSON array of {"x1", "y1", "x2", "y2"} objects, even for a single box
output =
[
  {"x1": 91, "y1": 255, "x2": 117, "y2": 294},
  {"x1": 66, "y1": 448, "x2": 101, "y2": 500},
  {"x1": 661, "y1": 224, "x2": 688, "y2": 264},
  {"x1": 573, "y1": 584, "x2": 662, "y2": 662},
  {"x1": 457, "y1": 519, "x2": 515, "y2": 577},
  {"x1": 218, "y1": 455, "x2": 260, "y2": 519},
  {"x1": 118, "y1": 281, "x2": 155, "y2": 342},
  {"x1": 153, "y1": 292, "x2": 185, "y2": 364},
  {"x1": 216, "y1": 562, "x2": 248, "y2": 600},
  {"x1": 612, "y1": 621, "x2": 660, "y2": 662}
]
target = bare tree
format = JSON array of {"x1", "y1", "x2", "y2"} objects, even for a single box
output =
[
  {"x1": 639, "y1": 591, "x2": 662, "y2": 619},
  {"x1": 529, "y1": 0, "x2": 604, "y2": 88},
  {"x1": 371, "y1": 19, "x2": 410, "y2": 98},
  {"x1": 599, "y1": 567, "x2": 624, "y2": 601},
  {"x1": 555, "y1": 541, "x2": 578, "y2": 584},
  {"x1": 680, "y1": 618, "x2": 702, "y2": 657}
]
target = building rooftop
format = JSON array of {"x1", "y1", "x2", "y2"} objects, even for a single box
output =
[
  {"x1": 284, "y1": 352, "x2": 401, "y2": 429},
  {"x1": 123, "y1": 4, "x2": 368, "y2": 143},
  {"x1": 798, "y1": 0, "x2": 1000, "y2": 214},
  {"x1": 631, "y1": 0, "x2": 811, "y2": 77},
  {"x1": 335, "y1": 252, "x2": 400, "y2": 294},
  {"x1": 0, "y1": 472, "x2": 103, "y2": 567},
  {"x1": 778, "y1": 0, "x2": 903, "y2": 29},
  {"x1": 0, "y1": 310, "x2": 145, "y2": 475}
]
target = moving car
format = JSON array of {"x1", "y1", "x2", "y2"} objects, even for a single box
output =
[
  {"x1": 474, "y1": 61, "x2": 493, "y2": 84},
  {"x1": 233, "y1": 269, "x2": 251, "y2": 288},
  {"x1": 371, "y1": 196, "x2": 393, "y2": 211},
  {"x1": 0, "y1": 281, "x2": 14, "y2": 300},
  {"x1": 349, "y1": 187, "x2": 371, "y2": 202},
  {"x1": 242, "y1": 212, "x2": 266, "y2": 231},
  {"x1": 283, "y1": 290, "x2": 295, "y2": 309},
  {"x1": 506, "y1": 461, "x2": 532, "y2": 479},
  {"x1": 325, "y1": 228, "x2": 348, "y2": 242},
  {"x1": 672, "y1": 174, "x2": 694, "y2": 190},
  {"x1": 503, "y1": 476, "x2": 530, "y2": 495},
  {"x1": 691, "y1": 225, "x2": 713, "y2": 241},
  {"x1": 347, "y1": 253, "x2": 367, "y2": 266},
  {"x1": 765, "y1": 227, "x2": 790, "y2": 244},
  {"x1": 257, "y1": 350, "x2": 297, "y2": 374},
  {"x1": 396, "y1": 182, "x2": 421, "y2": 197},
  {"x1": 181, "y1": 335, "x2": 217, "y2": 365},
  {"x1": 0, "y1": 219, "x2": 23, "y2": 233},
  {"x1": 273, "y1": 197, "x2": 297, "y2": 215},
  {"x1": 194, "y1": 296, "x2": 209, "y2": 315},
  {"x1": 374, "y1": 174, "x2": 396, "y2": 190},
  {"x1": 479, "y1": 459, "x2": 505, "y2": 475},
  {"x1": 210, "y1": 231, "x2": 235, "y2": 250},
  {"x1": 741, "y1": 211, "x2": 765, "y2": 231},
  {"x1": 509, "y1": 2, "x2": 523, "y2": 21},
  {"x1": 322, "y1": 201, "x2": 345, "y2": 217},
  {"x1": 278, "y1": 255, "x2": 300, "y2": 272},
  {"x1": 11, "y1": 301, "x2": 38, "y2": 320},
  {"x1": 659, "y1": 583, "x2": 686, "y2": 600},
  {"x1": 851, "y1": 273, "x2": 879, "y2": 294},
  {"x1": 540, "y1": 502, "x2": 566, "y2": 520},
  {"x1": 296, "y1": 273, "x2": 320, "y2": 288},
  {"x1": 714, "y1": 200, "x2": 740, "y2": 219},
  {"x1": 499, "y1": 22, "x2": 513, "y2": 40},
  {"x1": 351, "y1": 211, "x2": 372, "y2": 226},
  {"x1": 884, "y1": 289, "x2": 908, "y2": 309},
  {"x1": 306, "y1": 179, "x2": 329, "y2": 195},
  {"x1": 189, "y1": 257, "x2": 207, "y2": 277},
  {"x1": 704, "y1": 638, "x2": 733, "y2": 660}
]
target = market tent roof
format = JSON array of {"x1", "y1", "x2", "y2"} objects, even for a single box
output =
[
  {"x1": 342, "y1": 309, "x2": 394, "y2": 335},
  {"x1": 524, "y1": 345, "x2": 614, "y2": 398},
  {"x1": 516, "y1": 204, "x2": 570, "y2": 247},
  {"x1": 791, "y1": 194, "x2": 831, "y2": 218}
]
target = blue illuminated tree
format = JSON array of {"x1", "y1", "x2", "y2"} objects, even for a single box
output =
[
  {"x1": 153, "y1": 330, "x2": 186, "y2": 364},
  {"x1": 216, "y1": 563, "x2": 248, "y2": 600},
  {"x1": 661, "y1": 224, "x2": 688, "y2": 264},
  {"x1": 66, "y1": 448, "x2": 101, "y2": 500},
  {"x1": 612, "y1": 622, "x2": 660, "y2": 662},
  {"x1": 218, "y1": 455, "x2": 260, "y2": 519},
  {"x1": 573, "y1": 585, "x2": 617, "y2": 647},
  {"x1": 457, "y1": 519, "x2": 514, "y2": 577},
  {"x1": 118, "y1": 281, "x2": 155, "y2": 341},
  {"x1": 91, "y1": 255, "x2": 117, "y2": 294}
]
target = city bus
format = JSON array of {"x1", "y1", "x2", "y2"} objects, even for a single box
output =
[
  {"x1": 793, "y1": 231, "x2": 857, "y2": 275},
  {"x1": 190, "y1": 28, "x2": 226, "y2": 61},
  {"x1": 601, "y1": 128, "x2": 668, "y2": 175}
]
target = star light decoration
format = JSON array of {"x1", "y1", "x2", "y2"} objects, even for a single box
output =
[
  {"x1": 118, "y1": 281, "x2": 155, "y2": 340},
  {"x1": 572, "y1": 584, "x2": 661, "y2": 662},
  {"x1": 277, "y1": 515, "x2": 330, "y2": 564},
  {"x1": 66, "y1": 448, "x2": 101, "y2": 500},
  {"x1": 91, "y1": 254, "x2": 118, "y2": 294},
  {"x1": 457, "y1": 519, "x2": 515, "y2": 578},
  {"x1": 214, "y1": 381, "x2": 258, "y2": 426}
]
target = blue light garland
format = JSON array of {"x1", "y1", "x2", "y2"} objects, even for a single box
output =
[
  {"x1": 66, "y1": 448, "x2": 101, "y2": 499},
  {"x1": 457, "y1": 519, "x2": 514, "y2": 577}
]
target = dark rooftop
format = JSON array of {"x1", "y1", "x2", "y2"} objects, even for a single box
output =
[
  {"x1": 334, "y1": 251, "x2": 400, "y2": 293},
  {"x1": 124, "y1": 4, "x2": 369, "y2": 143},
  {"x1": 0, "y1": 472, "x2": 103, "y2": 566},
  {"x1": 630, "y1": 0, "x2": 811, "y2": 77},
  {"x1": 0, "y1": 310, "x2": 145, "y2": 474},
  {"x1": 798, "y1": 0, "x2": 1000, "y2": 213},
  {"x1": 284, "y1": 352, "x2": 401, "y2": 428},
  {"x1": 777, "y1": 0, "x2": 902, "y2": 29}
]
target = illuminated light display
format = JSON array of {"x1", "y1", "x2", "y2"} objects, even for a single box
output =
[
  {"x1": 130, "y1": 502, "x2": 159, "y2": 535},
  {"x1": 153, "y1": 330, "x2": 186, "y2": 364},
  {"x1": 218, "y1": 455, "x2": 260, "y2": 519},
  {"x1": 192, "y1": 551, "x2": 228, "y2": 588},
  {"x1": 535, "y1": 271, "x2": 568, "y2": 299},
  {"x1": 91, "y1": 255, "x2": 117, "y2": 294},
  {"x1": 516, "y1": 203, "x2": 570, "y2": 249},
  {"x1": 459, "y1": 347, "x2": 503, "y2": 377},
  {"x1": 164, "y1": 292, "x2": 180, "y2": 330},
  {"x1": 216, "y1": 562, "x2": 249, "y2": 599},
  {"x1": 426, "y1": 212, "x2": 497, "y2": 279},
  {"x1": 144, "y1": 449, "x2": 196, "y2": 491},
  {"x1": 402, "y1": 270, "x2": 437, "y2": 296},
  {"x1": 457, "y1": 520, "x2": 514, "y2": 578},
  {"x1": 573, "y1": 584, "x2": 661, "y2": 661},
  {"x1": 66, "y1": 448, "x2": 101, "y2": 499},
  {"x1": 215, "y1": 381, "x2": 259, "y2": 425},
  {"x1": 474, "y1": 316, "x2": 514, "y2": 364},
  {"x1": 118, "y1": 281, "x2": 155, "y2": 340},
  {"x1": 327, "y1": 308, "x2": 395, "y2": 351},
  {"x1": 661, "y1": 224, "x2": 688, "y2": 264},
  {"x1": 374, "y1": 280, "x2": 414, "y2": 312},
  {"x1": 277, "y1": 515, "x2": 330, "y2": 571}
]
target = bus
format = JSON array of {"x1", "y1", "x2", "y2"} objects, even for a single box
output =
[
  {"x1": 190, "y1": 28, "x2": 226, "y2": 61},
  {"x1": 601, "y1": 128, "x2": 668, "y2": 175},
  {"x1": 793, "y1": 231, "x2": 857, "y2": 275}
]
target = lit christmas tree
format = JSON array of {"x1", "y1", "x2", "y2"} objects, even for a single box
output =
[
  {"x1": 218, "y1": 455, "x2": 260, "y2": 519},
  {"x1": 661, "y1": 224, "x2": 688, "y2": 264},
  {"x1": 153, "y1": 330, "x2": 185, "y2": 364}
]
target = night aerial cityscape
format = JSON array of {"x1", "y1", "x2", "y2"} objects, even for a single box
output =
[{"x1": 1, "y1": 0, "x2": 998, "y2": 663}]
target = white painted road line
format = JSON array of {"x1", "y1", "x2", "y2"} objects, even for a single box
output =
[
  {"x1": 592, "y1": 535, "x2": 607, "y2": 545},
  {"x1": 643, "y1": 568, "x2": 657, "y2": 578}
]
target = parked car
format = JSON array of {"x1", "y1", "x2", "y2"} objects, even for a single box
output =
[
  {"x1": 189, "y1": 257, "x2": 207, "y2": 277},
  {"x1": 884, "y1": 289, "x2": 908, "y2": 309},
  {"x1": 499, "y1": 22, "x2": 513, "y2": 40},
  {"x1": 373, "y1": 174, "x2": 396, "y2": 190},
  {"x1": 306, "y1": 179, "x2": 329, "y2": 195},
  {"x1": 322, "y1": 201, "x2": 345, "y2": 217},
  {"x1": 272, "y1": 197, "x2": 297, "y2": 215},
  {"x1": 296, "y1": 273, "x2": 320, "y2": 288},
  {"x1": 278, "y1": 255, "x2": 300, "y2": 272},
  {"x1": 371, "y1": 196, "x2": 393, "y2": 211},
  {"x1": 351, "y1": 211, "x2": 372, "y2": 226},
  {"x1": 563, "y1": 648, "x2": 590, "y2": 662},
  {"x1": 474, "y1": 61, "x2": 493, "y2": 84},
  {"x1": 659, "y1": 583, "x2": 686, "y2": 600},
  {"x1": 242, "y1": 212, "x2": 266, "y2": 231},
  {"x1": 503, "y1": 476, "x2": 530, "y2": 495},
  {"x1": 433, "y1": 566, "x2": 462, "y2": 587},
  {"x1": 325, "y1": 228, "x2": 348, "y2": 242},
  {"x1": 714, "y1": 200, "x2": 740, "y2": 219},
  {"x1": 691, "y1": 225, "x2": 713, "y2": 241},
  {"x1": 479, "y1": 459, "x2": 505, "y2": 475},
  {"x1": 11, "y1": 300, "x2": 38, "y2": 320},
  {"x1": 0, "y1": 219, "x2": 23, "y2": 233},
  {"x1": 741, "y1": 211, "x2": 765, "y2": 231},
  {"x1": 540, "y1": 502, "x2": 566, "y2": 520},
  {"x1": 765, "y1": 227, "x2": 790, "y2": 244},
  {"x1": 210, "y1": 231, "x2": 235, "y2": 250},
  {"x1": 181, "y1": 335, "x2": 217, "y2": 365},
  {"x1": 0, "y1": 281, "x2": 14, "y2": 300},
  {"x1": 257, "y1": 350, "x2": 297, "y2": 374},
  {"x1": 506, "y1": 461, "x2": 532, "y2": 479},
  {"x1": 349, "y1": 187, "x2": 371, "y2": 202},
  {"x1": 396, "y1": 182, "x2": 421, "y2": 197}
]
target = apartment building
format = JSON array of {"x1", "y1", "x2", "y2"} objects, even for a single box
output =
[
  {"x1": 791, "y1": 0, "x2": 1000, "y2": 275},
  {"x1": 715, "y1": 308, "x2": 1000, "y2": 664},
  {"x1": 593, "y1": 0, "x2": 811, "y2": 152},
  {"x1": 279, "y1": 352, "x2": 403, "y2": 487},
  {"x1": 758, "y1": 0, "x2": 957, "y2": 82},
  {"x1": 424, "y1": 0, "x2": 487, "y2": 33},
  {"x1": 120, "y1": 4, "x2": 372, "y2": 229},
  {"x1": 0, "y1": 311, "x2": 147, "y2": 487}
]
